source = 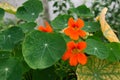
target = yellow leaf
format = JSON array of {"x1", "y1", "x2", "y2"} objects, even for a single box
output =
[
  {"x1": 0, "y1": 2, "x2": 17, "y2": 14},
  {"x1": 96, "y1": 7, "x2": 119, "y2": 42}
]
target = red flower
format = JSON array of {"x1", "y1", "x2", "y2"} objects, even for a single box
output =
[
  {"x1": 64, "y1": 17, "x2": 86, "y2": 40},
  {"x1": 62, "y1": 41, "x2": 87, "y2": 66},
  {"x1": 38, "y1": 21, "x2": 53, "y2": 33}
]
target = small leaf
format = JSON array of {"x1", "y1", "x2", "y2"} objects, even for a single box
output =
[
  {"x1": 16, "y1": 0, "x2": 43, "y2": 21},
  {"x1": 22, "y1": 30, "x2": 66, "y2": 69},
  {"x1": 51, "y1": 15, "x2": 71, "y2": 30},
  {"x1": 0, "y1": 58, "x2": 22, "y2": 80},
  {"x1": 62, "y1": 3, "x2": 67, "y2": 8},
  {"x1": 69, "y1": 5, "x2": 94, "y2": 18},
  {"x1": 76, "y1": 56, "x2": 120, "y2": 80},
  {"x1": 106, "y1": 42, "x2": 120, "y2": 62},
  {"x1": 0, "y1": 27, "x2": 24, "y2": 51},
  {"x1": 53, "y1": 2, "x2": 58, "y2": 7},
  {"x1": 85, "y1": 39, "x2": 109, "y2": 59},
  {"x1": 0, "y1": 8, "x2": 5, "y2": 20},
  {"x1": 18, "y1": 22, "x2": 36, "y2": 33},
  {"x1": 82, "y1": 22, "x2": 100, "y2": 32}
]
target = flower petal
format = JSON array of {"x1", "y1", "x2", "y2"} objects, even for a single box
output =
[
  {"x1": 68, "y1": 17, "x2": 75, "y2": 27},
  {"x1": 62, "y1": 50, "x2": 71, "y2": 61},
  {"x1": 76, "y1": 18, "x2": 84, "y2": 28},
  {"x1": 69, "y1": 54, "x2": 78, "y2": 66},
  {"x1": 45, "y1": 21, "x2": 53, "y2": 32},
  {"x1": 77, "y1": 53, "x2": 87, "y2": 65},
  {"x1": 38, "y1": 26, "x2": 46, "y2": 32},
  {"x1": 67, "y1": 41, "x2": 76, "y2": 50},
  {"x1": 78, "y1": 30, "x2": 86, "y2": 37},
  {"x1": 64, "y1": 27, "x2": 73, "y2": 36},
  {"x1": 77, "y1": 41, "x2": 87, "y2": 50}
]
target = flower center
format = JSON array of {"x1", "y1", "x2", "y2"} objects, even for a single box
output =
[{"x1": 72, "y1": 48, "x2": 81, "y2": 54}]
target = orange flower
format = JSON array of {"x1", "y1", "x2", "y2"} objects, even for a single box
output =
[
  {"x1": 62, "y1": 41, "x2": 87, "y2": 66},
  {"x1": 64, "y1": 17, "x2": 86, "y2": 40},
  {"x1": 38, "y1": 21, "x2": 53, "y2": 33}
]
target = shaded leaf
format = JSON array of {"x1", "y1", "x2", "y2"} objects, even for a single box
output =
[
  {"x1": 0, "y1": 58, "x2": 22, "y2": 80},
  {"x1": 18, "y1": 22, "x2": 36, "y2": 33},
  {"x1": 0, "y1": 27, "x2": 24, "y2": 51},
  {"x1": 32, "y1": 66, "x2": 58, "y2": 80},
  {"x1": 85, "y1": 39, "x2": 109, "y2": 59},
  {"x1": 69, "y1": 5, "x2": 94, "y2": 18},
  {"x1": 51, "y1": 15, "x2": 71, "y2": 30},
  {"x1": 16, "y1": 0, "x2": 43, "y2": 21},
  {"x1": 106, "y1": 42, "x2": 120, "y2": 62},
  {"x1": 22, "y1": 30, "x2": 66, "y2": 69},
  {"x1": 83, "y1": 22, "x2": 100, "y2": 32}
]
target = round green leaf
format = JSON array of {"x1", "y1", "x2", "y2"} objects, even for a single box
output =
[
  {"x1": 0, "y1": 58, "x2": 22, "y2": 80},
  {"x1": 22, "y1": 31, "x2": 66, "y2": 69},
  {"x1": 85, "y1": 39, "x2": 109, "y2": 59},
  {"x1": 0, "y1": 51, "x2": 11, "y2": 59},
  {"x1": 106, "y1": 42, "x2": 120, "y2": 62},
  {"x1": 82, "y1": 22, "x2": 100, "y2": 32},
  {"x1": 18, "y1": 22, "x2": 36, "y2": 33},
  {"x1": 16, "y1": 0, "x2": 43, "y2": 21},
  {"x1": 69, "y1": 5, "x2": 94, "y2": 18},
  {"x1": 51, "y1": 15, "x2": 71, "y2": 30},
  {"x1": 0, "y1": 27, "x2": 24, "y2": 51}
]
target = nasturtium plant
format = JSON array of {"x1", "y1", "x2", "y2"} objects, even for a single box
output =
[{"x1": 0, "y1": 0, "x2": 120, "y2": 80}]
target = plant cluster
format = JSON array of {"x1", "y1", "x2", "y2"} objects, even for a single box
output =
[{"x1": 0, "y1": 0, "x2": 120, "y2": 80}]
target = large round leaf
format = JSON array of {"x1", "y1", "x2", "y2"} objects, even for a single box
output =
[
  {"x1": 76, "y1": 56, "x2": 120, "y2": 80},
  {"x1": 82, "y1": 22, "x2": 100, "y2": 32},
  {"x1": 106, "y1": 42, "x2": 120, "y2": 62},
  {"x1": 22, "y1": 31, "x2": 66, "y2": 69},
  {"x1": 0, "y1": 58, "x2": 22, "y2": 80},
  {"x1": 0, "y1": 27, "x2": 24, "y2": 51},
  {"x1": 85, "y1": 39, "x2": 109, "y2": 59},
  {"x1": 16, "y1": 0, "x2": 43, "y2": 22}
]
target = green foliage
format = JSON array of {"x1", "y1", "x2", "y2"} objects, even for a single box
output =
[
  {"x1": 51, "y1": 15, "x2": 71, "y2": 30},
  {"x1": 0, "y1": 27, "x2": 24, "y2": 51},
  {"x1": 22, "y1": 31, "x2": 66, "y2": 69},
  {"x1": 85, "y1": 39, "x2": 109, "y2": 59},
  {"x1": 16, "y1": 0, "x2": 43, "y2": 22},
  {"x1": 18, "y1": 22, "x2": 36, "y2": 33},
  {"x1": 69, "y1": 5, "x2": 94, "y2": 18},
  {"x1": 77, "y1": 56, "x2": 120, "y2": 80},
  {"x1": 0, "y1": 1, "x2": 120, "y2": 80},
  {"x1": 0, "y1": 8, "x2": 4, "y2": 20},
  {"x1": 83, "y1": 22, "x2": 100, "y2": 32},
  {"x1": 106, "y1": 42, "x2": 120, "y2": 62},
  {"x1": 0, "y1": 58, "x2": 22, "y2": 80}
]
